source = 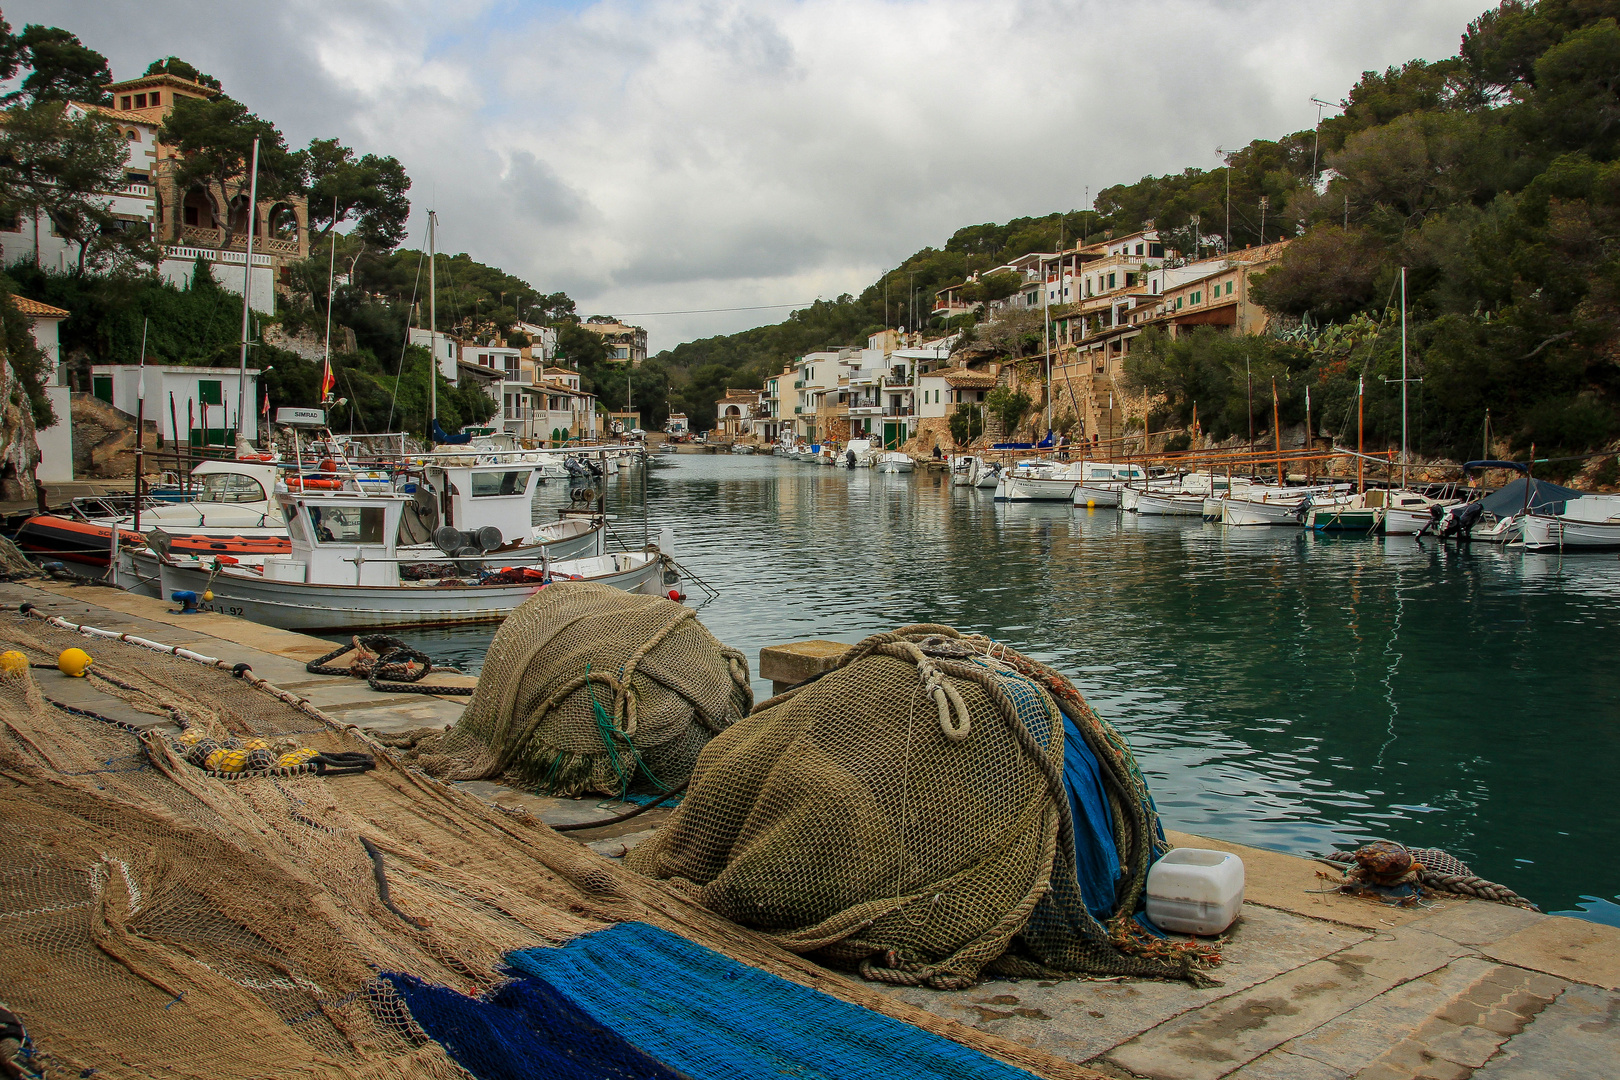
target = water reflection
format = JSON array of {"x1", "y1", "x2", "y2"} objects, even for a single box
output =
[{"x1": 407, "y1": 453, "x2": 1619, "y2": 919}]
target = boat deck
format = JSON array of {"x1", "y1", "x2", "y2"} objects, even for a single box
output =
[{"x1": 4, "y1": 580, "x2": 1615, "y2": 1080}]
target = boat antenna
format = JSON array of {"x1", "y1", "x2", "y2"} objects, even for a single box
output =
[
  {"x1": 428, "y1": 210, "x2": 438, "y2": 438},
  {"x1": 236, "y1": 137, "x2": 260, "y2": 441}
]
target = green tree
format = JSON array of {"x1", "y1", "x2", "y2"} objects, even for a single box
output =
[
  {"x1": 303, "y1": 138, "x2": 412, "y2": 249},
  {"x1": 143, "y1": 56, "x2": 222, "y2": 91},
  {"x1": 158, "y1": 95, "x2": 300, "y2": 253},
  {"x1": 985, "y1": 387, "x2": 1032, "y2": 438},
  {"x1": 6, "y1": 24, "x2": 111, "y2": 105},
  {"x1": 948, "y1": 403, "x2": 984, "y2": 444},
  {"x1": 0, "y1": 101, "x2": 142, "y2": 275}
]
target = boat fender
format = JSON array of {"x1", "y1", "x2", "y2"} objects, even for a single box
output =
[{"x1": 170, "y1": 590, "x2": 201, "y2": 615}]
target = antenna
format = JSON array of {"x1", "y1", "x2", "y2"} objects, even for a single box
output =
[{"x1": 1309, "y1": 96, "x2": 1337, "y2": 183}]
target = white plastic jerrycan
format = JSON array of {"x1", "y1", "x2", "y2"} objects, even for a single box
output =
[{"x1": 1145, "y1": 848, "x2": 1245, "y2": 936}]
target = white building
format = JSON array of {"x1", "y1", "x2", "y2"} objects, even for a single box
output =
[
  {"x1": 89, "y1": 364, "x2": 259, "y2": 447},
  {"x1": 407, "y1": 328, "x2": 462, "y2": 385},
  {"x1": 13, "y1": 297, "x2": 74, "y2": 483}
]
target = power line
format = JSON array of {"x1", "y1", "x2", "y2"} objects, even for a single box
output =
[{"x1": 602, "y1": 301, "x2": 819, "y2": 318}]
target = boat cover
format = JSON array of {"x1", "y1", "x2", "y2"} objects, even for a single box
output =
[{"x1": 1480, "y1": 477, "x2": 1586, "y2": 517}]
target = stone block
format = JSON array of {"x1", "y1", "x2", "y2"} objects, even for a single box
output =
[
  {"x1": 1106, "y1": 927, "x2": 1466, "y2": 1080},
  {"x1": 1481, "y1": 916, "x2": 1620, "y2": 990},
  {"x1": 757, "y1": 639, "x2": 850, "y2": 694},
  {"x1": 1473, "y1": 982, "x2": 1620, "y2": 1078}
]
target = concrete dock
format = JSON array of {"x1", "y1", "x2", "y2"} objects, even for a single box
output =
[{"x1": 7, "y1": 579, "x2": 1616, "y2": 1079}]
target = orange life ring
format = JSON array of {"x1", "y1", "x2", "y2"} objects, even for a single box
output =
[{"x1": 285, "y1": 476, "x2": 344, "y2": 491}]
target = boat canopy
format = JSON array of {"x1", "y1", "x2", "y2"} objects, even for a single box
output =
[{"x1": 1479, "y1": 477, "x2": 1587, "y2": 517}]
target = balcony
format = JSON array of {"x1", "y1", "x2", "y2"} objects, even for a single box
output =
[
  {"x1": 848, "y1": 402, "x2": 882, "y2": 416},
  {"x1": 848, "y1": 371, "x2": 880, "y2": 387},
  {"x1": 881, "y1": 376, "x2": 913, "y2": 389},
  {"x1": 883, "y1": 407, "x2": 914, "y2": 417}
]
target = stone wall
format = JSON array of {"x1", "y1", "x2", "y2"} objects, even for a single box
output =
[{"x1": 262, "y1": 324, "x2": 326, "y2": 362}]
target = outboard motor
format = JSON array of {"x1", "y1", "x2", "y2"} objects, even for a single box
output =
[
  {"x1": 845, "y1": 449, "x2": 856, "y2": 468},
  {"x1": 1440, "y1": 500, "x2": 1485, "y2": 542},
  {"x1": 564, "y1": 457, "x2": 589, "y2": 480}
]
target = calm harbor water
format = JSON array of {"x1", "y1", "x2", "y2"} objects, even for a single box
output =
[{"x1": 410, "y1": 452, "x2": 1620, "y2": 923}]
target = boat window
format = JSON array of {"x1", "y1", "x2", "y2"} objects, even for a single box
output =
[
  {"x1": 471, "y1": 470, "x2": 526, "y2": 497},
  {"x1": 286, "y1": 507, "x2": 309, "y2": 543},
  {"x1": 307, "y1": 505, "x2": 386, "y2": 545},
  {"x1": 196, "y1": 472, "x2": 266, "y2": 503}
]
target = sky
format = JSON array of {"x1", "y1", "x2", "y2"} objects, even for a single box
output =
[{"x1": 12, "y1": 0, "x2": 1488, "y2": 353}]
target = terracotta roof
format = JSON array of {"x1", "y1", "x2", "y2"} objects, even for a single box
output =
[
  {"x1": 543, "y1": 366, "x2": 575, "y2": 375},
  {"x1": 718, "y1": 389, "x2": 759, "y2": 403},
  {"x1": 9, "y1": 296, "x2": 69, "y2": 318}
]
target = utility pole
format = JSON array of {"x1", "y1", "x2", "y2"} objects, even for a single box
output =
[{"x1": 1259, "y1": 196, "x2": 1269, "y2": 245}]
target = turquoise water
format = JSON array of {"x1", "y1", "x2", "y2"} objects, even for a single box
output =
[{"x1": 410, "y1": 453, "x2": 1620, "y2": 923}]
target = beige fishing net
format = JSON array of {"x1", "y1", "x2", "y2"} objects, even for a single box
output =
[
  {"x1": 409, "y1": 582, "x2": 752, "y2": 797},
  {"x1": 627, "y1": 625, "x2": 1218, "y2": 990},
  {"x1": 0, "y1": 613, "x2": 1104, "y2": 1080}
]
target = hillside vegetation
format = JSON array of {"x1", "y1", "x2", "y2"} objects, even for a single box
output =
[{"x1": 652, "y1": 1, "x2": 1620, "y2": 470}]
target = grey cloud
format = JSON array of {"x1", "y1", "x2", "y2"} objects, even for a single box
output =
[{"x1": 10, "y1": 0, "x2": 1485, "y2": 353}]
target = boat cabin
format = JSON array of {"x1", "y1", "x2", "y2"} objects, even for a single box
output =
[
  {"x1": 273, "y1": 492, "x2": 405, "y2": 586},
  {"x1": 419, "y1": 463, "x2": 543, "y2": 547}
]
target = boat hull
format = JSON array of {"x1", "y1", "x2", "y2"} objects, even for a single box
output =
[
  {"x1": 1073, "y1": 484, "x2": 1122, "y2": 508},
  {"x1": 1305, "y1": 506, "x2": 1383, "y2": 532},
  {"x1": 1137, "y1": 492, "x2": 1205, "y2": 517},
  {"x1": 118, "y1": 549, "x2": 669, "y2": 631},
  {"x1": 1521, "y1": 513, "x2": 1620, "y2": 550},
  {"x1": 1221, "y1": 497, "x2": 1306, "y2": 527},
  {"x1": 996, "y1": 474, "x2": 1077, "y2": 501}
]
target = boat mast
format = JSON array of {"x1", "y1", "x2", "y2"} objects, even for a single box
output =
[
  {"x1": 1357, "y1": 374, "x2": 1365, "y2": 494},
  {"x1": 236, "y1": 137, "x2": 261, "y2": 444},
  {"x1": 1400, "y1": 265, "x2": 1408, "y2": 490},
  {"x1": 1272, "y1": 377, "x2": 1283, "y2": 486},
  {"x1": 133, "y1": 318, "x2": 147, "y2": 536},
  {"x1": 322, "y1": 195, "x2": 337, "y2": 401},
  {"x1": 428, "y1": 210, "x2": 438, "y2": 435}
]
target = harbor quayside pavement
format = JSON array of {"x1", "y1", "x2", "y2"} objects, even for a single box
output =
[{"x1": 8, "y1": 579, "x2": 1617, "y2": 1080}]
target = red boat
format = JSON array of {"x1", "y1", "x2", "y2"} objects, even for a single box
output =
[{"x1": 16, "y1": 515, "x2": 289, "y2": 569}]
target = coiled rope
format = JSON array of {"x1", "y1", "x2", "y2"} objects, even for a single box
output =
[{"x1": 1322, "y1": 846, "x2": 1539, "y2": 910}]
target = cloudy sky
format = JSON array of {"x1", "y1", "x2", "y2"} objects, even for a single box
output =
[{"x1": 14, "y1": 0, "x2": 1485, "y2": 351}]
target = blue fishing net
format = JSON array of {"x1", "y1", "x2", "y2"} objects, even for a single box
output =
[
  {"x1": 380, "y1": 970, "x2": 689, "y2": 1080},
  {"x1": 504, "y1": 922, "x2": 1040, "y2": 1080}
]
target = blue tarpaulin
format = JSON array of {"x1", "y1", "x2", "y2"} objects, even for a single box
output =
[{"x1": 1059, "y1": 708, "x2": 1123, "y2": 919}]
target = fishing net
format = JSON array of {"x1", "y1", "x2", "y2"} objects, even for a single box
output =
[
  {"x1": 0, "y1": 612, "x2": 1101, "y2": 1080},
  {"x1": 409, "y1": 582, "x2": 753, "y2": 797},
  {"x1": 627, "y1": 625, "x2": 1217, "y2": 990}
]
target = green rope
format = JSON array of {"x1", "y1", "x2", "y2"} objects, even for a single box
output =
[{"x1": 583, "y1": 663, "x2": 668, "y2": 798}]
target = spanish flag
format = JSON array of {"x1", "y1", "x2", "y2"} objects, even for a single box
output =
[{"x1": 320, "y1": 356, "x2": 335, "y2": 401}]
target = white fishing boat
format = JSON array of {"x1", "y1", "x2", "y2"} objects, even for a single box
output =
[
  {"x1": 995, "y1": 460, "x2": 1077, "y2": 501},
  {"x1": 1521, "y1": 494, "x2": 1620, "y2": 550},
  {"x1": 1071, "y1": 463, "x2": 1148, "y2": 508},
  {"x1": 1376, "y1": 490, "x2": 1455, "y2": 536},
  {"x1": 874, "y1": 451, "x2": 914, "y2": 473},
  {"x1": 730, "y1": 443, "x2": 755, "y2": 455},
  {"x1": 114, "y1": 490, "x2": 671, "y2": 631},
  {"x1": 948, "y1": 454, "x2": 979, "y2": 486},
  {"x1": 1221, "y1": 490, "x2": 1308, "y2": 527},
  {"x1": 1136, "y1": 490, "x2": 1207, "y2": 516},
  {"x1": 972, "y1": 458, "x2": 1001, "y2": 488}
]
